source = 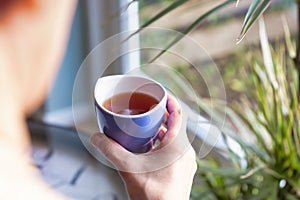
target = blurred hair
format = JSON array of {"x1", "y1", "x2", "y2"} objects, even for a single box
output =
[
  {"x1": 0, "y1": 0, "x2": 35, "y2": 17},
  {"x1": 0, "y1": 0, "x2": 21, "y2": 13}
]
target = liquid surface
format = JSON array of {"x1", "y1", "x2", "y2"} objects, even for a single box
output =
[{"x1": 102, "y1": 92, "x2": 159, "y2": 115}]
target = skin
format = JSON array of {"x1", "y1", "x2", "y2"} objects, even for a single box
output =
[
  {"x1": 0, "y1": 1, "x2": 197, "y2": 199},
  {"x1": 91, "y1": 95, "x2": 197, "y2": 200},
  {"x1": 0, "y1": 0, "x2": 77, "y2": 154},
  {"x1": 0, "y1": 1, "x2": 77, "y2": 199}
]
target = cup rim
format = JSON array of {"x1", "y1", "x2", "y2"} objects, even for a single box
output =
[{"x1": 94, "y1": 75, "x2": 167, "y2": 118}]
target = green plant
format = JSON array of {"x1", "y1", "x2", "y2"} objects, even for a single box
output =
[
  {"x1": 134, "y1": 0, "x2": 272, "y2": 62},
  {"x1": 191, "y1": 18, "x2": 300, "y2": 199},
  {"x1": 136, "y1": 0, "x2": 300, "y2": 199}
]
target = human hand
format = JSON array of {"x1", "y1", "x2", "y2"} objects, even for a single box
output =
[{"x1": 90, "y1": 95, "x2": 197, "y2": 200}]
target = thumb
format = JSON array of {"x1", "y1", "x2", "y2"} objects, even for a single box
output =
[{"x1": 90, "y1": 133, "x2": 133, "y2": 169}]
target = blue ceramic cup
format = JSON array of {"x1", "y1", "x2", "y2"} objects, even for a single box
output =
[{"x1": 94, "y1": 75, "x2": 167, "y2": 153}]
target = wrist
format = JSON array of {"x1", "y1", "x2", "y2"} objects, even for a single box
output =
[{"x1": 125, "y1": 180, "x2": 183, "y2": 200}]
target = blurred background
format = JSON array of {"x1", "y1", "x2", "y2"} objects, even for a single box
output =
[
  {"x1": 39, "y1": 0, "x2": 296, "y2": 129},
  {"x1": 29, "y1": 1, "x2": 298, "y2": 199}
]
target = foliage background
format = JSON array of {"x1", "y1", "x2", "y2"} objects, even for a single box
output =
[{"x1": 137, "y1": 0, "x2": 300, "y2": 199}]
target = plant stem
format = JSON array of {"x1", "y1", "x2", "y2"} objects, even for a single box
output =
[{"x1": 295, "y1": 1, "x2": 300, "y2": 96}]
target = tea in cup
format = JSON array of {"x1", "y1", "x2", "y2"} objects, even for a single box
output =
[{"x1": 94, "y1": 75, "x2": 167, "y2": 153}]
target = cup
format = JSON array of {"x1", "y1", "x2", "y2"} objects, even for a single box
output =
[{"x1": 94, "y1": 75, "x2": 167, "y2": 153}]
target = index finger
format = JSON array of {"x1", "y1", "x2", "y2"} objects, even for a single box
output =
[
  {"x1": 166, "y1": 94, "x2": 181, "y2": 114},
  {"x1": 155, "y1": 95, "x2": 182, "y2": 149}
]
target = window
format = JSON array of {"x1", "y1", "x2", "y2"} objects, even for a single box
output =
[{"x1": 41, "y1": 0, "x2": 139, "y2": 130}]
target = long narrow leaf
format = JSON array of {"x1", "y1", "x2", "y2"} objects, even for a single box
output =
[
  {"x1": 140, "y1": 0, "x2": 187, "y2": 28},
  {"x1": 125, "y1": 0, "x2": 187, "y2": 41},
  {"x1": 241, "y1": 0, "x2": 261, "y2": 33},
  {"x1": 237, "y1": 0, "x2": 271, "y2": 44},
  {"x1": 291, "y1": 81, "x2": 300, "y2": 158},
  {"x1": 281, "y1": 15, "x2": 297, "y2": 58},
  {"x1": 258, "y1": 18, "x2": 278, "y2": 90},
  {"x1": 149, "y1": 0, "x2": 235, "y2": 63}
]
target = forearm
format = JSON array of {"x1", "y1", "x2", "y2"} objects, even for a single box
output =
[
  {"x1": 123, "y1": 176, "x2": 190, "y2": 200},
  {"x1": 126, "y1": 185, "x2": 189, "y2": 200}
]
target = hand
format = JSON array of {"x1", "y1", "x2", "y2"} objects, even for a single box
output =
[{"x1": 91, "y1": 95, "x2": 197, "y2": 200}]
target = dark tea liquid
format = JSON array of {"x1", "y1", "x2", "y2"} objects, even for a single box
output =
[{"x1": 103, "y1": 92, "x2": 159, "y2": 115}]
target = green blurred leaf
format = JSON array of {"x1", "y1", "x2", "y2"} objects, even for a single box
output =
[
  {"x1": 149, "y1": 0, "x2": 235, "y2": 62},
  {"x1": 258, "y1": 18, "x2": 278, "y2": 89},
  {"x1": 281, "y1": 15, "x2": 297, "y2": 58},
  {"x1": 237, "y1": 0, "x2": 271, "y2": 44},
  {"x1": 125, "y1": 0, "x2": 187, "y2": 41}
]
